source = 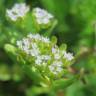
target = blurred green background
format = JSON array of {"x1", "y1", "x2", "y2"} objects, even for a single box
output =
[{"x1": 0, "y1": 0, "x2": 95, "y2": 96}]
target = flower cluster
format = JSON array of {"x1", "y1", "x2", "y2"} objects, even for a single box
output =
[
  {"x1": 33, "y1": 7, "x2": 54, "y2": 24},
  {"x1": 6, "y1": 3, "x2": 29, "y2": 21},
  {"x1": 17, "y1": 33, "x2": 74, "y2": 76}
]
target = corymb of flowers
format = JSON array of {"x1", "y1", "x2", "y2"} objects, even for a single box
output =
[
  {"x1": 6, "y1": 3, "x2": 29, "y2": 21},
  {"x1": 33, "y1": 7, "x2": 54, "y2": 25},
  {"x1": 16, "y1": 33, "x2": 74, "y2": 79}
]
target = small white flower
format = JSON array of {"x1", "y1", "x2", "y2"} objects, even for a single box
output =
[
  {"x1": 23, "y1": 46, "x2": 29, "y2": 54},
  {"x1": 35, "y1": 55, "x2": 50, "y2": 65},
  {"x1": 13, "y1": 3, "x2": 29, "y2": 17},
  {"x1": 64, "y1": 52, "x2": 74, "y2": 61},
  {"x1": 6, "y1": 3, "x2": 29, "y2": 21},
  {"x1": 33, "y1": 7, "x2": 54, "y2": 24},
  {"x1": 28, "y1": 33, "x2": 50, "y2": 43},
  {"x1": 49, "y1": 61, "x2": 63, "y2": 75},
  {"x1": 29, "y1": 49, "x2": 39, "y2": 57},
  {"x1": 6, "y1": 10, "x2": 18, "y2": 21},
  {"x1": 53, "y1": 61, "x2": 63, "y2": 67},
  {"x1": 35, "y1": 56, "x2": 42, "y2": 65},
  {"x1": 52, "y1": 46, "x2": 59, "y2": 53},
  {"x1": 41, "y1": 55, "x2": 51, "y2": 60},
  {"x1": 35, "y1": 55, "x2": 50, "y2": 66},
  {"x1": 28, "y1": 33, "x2": 41, "y2": 41},
  {"x1": 41, "y1": 37, "x2": 50, "y2": 43},
  {"x1": 52, "y1": 47, "x2": 57, "y2": 54},
  {"x1": 22, "y1": 38, "x2": 29, "y2": 47},
  {"x1": 52, "y1": 47, "x2": 61, "y2": 60},
  {"x1": 33, "y1": 34, "x2": 41, "y2": 40},
  {"x1": 30, "y1": 43, "x2": 40, "y2": 56}
]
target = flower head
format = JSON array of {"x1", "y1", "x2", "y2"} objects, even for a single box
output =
[
  {"x1": 6, "y1": 3, "x2": 29, "y2": 21},
  {"x1": 49, "y1": 61, "x2": 63, "y2": 75},
  {"x1": 64, "y1": 52, "x2": 74, "y2": 61},
  {"x1": 33, "y1": 7, "x2": 54, "y2": 24},
  {"x1": 17, "y1": 33, "x2": 74, "y2": 77}
]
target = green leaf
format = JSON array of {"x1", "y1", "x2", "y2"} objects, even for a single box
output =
[
  {"x1": 51, "y1": 75, "x2": 79, "y2": 92},
  {"x1": 26, "y1": 86, "x2": 49, "y2": 96}
]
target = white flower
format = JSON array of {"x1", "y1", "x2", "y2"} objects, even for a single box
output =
[
  {"x1": 17, "y1": 38, "x2": 30, "y2": 54},
  {"x1": 64, "y1": 52, "x2": 74, "y2": 61},
  {"x1": 13, "y1": 3, "x2": 29, "y2": 17},
  {"x1": 30, "y1": 43, "x2": 40, "y2": 56},
  {"x1": 35, "y1": 55, "x2": 50, "y2": 66},
  {"x1": 49, "y1": 61, "x2": 63, "y2": 75},
  {"x1": 23, "y1": 46, "x2": 29, "y2": 54},
  {"x1": 41, "y1": 37, "x2": 50, "y2": 43},
  {"x1": 53, "y1": 61, "x2": 63, "y2": 67},
  {"x1": 52, "y1": 46, "x2": 61, "y2": 60},
  {"x1": 52, "y1": 46, "x2": 59, "y2": 53},
  {"x1": 22, "y1": 38, "x2": 30, "y2": 47},
  {"x1": 35, "y1": 56, "x2": 42, "y2": 65},
  {"x1": 27, "y1": 33, "x2": 41, "y2": 41},
  {"x1": 17, "y1": 36, "x2": 40, "y2": 56},
  {"x1": 28, "y1": 33, "x2": 50, "y2": 43},
  {"x1": 41, "y1": 55, "x2": 51, "y2": 60},
  {"x1": 52, "y1": 47, "x2": 57, "y2": 53},
  {"x1": 6, "y1": 3, "x2": 29, "y2": 21},
  {"x1": 33, "y1": 7, "x2": 54, "y2": 24},
  {"x1": 29, "y1": 49, "x2": 39, "y2": 56},
  {"x1": 6, "y1": 10, "x2": 18, "y2": 21}
]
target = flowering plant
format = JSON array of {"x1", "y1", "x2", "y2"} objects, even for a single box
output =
[
  {"x1": 4, "y1": 2, "x2": 79, "y2": 95},
  {"x1": 0, "y1": 0, "x2": 95, "y2": 96},
  {"x1": 5, "y1": 33, "x2": 77, "y2": 95},
  {"x1": 5, "y1": 3, "x2": 58, "y2": 49}
]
